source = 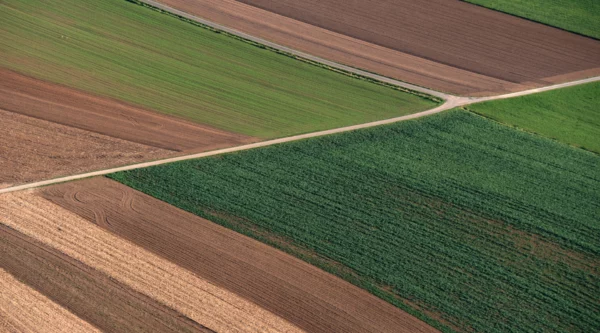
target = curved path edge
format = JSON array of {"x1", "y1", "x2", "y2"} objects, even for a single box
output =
[{"x1": 2, "y1": 75, "x2": 599, "y2": 195}]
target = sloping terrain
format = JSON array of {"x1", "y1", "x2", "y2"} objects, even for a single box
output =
[
  {"x1": 154, "y1": 0, "x2": 600, "y2": 95},
  {"x1": 110, "y1": 110, "x2": 600, "y2": 332}
]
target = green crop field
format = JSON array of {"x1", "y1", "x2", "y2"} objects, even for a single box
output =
[
  {"x1": 110, "y1": 110, "x2": 600, "y2": 333},
  {"x1": 0, "y1": 0, "x2": 435, "y2": 138},
  {"x1": 464, "y1": 0, "x2": 600, "y2": 39},
  {"x1": 468, "y1": 82, "x2": 600, "y2": 154}
]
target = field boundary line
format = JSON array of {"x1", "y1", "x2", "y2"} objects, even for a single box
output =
[
  {"x1": 469, "y1": 76, "x2": 600, "y2": 103},
  {"x1": 461, "y1": 1, "x2": 600, "y2": 41},
  {"x1": 3, "y1": 74, "x2": 599, "y2": 195}
]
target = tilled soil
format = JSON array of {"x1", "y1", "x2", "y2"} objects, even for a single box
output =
[
  {"x1": 155, "y1": 0, "x2": 600, "y2": 95},
  {"x1": 0, "y1": 68, "x2": 257, "y2": 187},
  {"x1": 0, "y1": 268, "x2": 101, "y2": 333},
  {"x1": 0, "y1": 224, "x2": 214, "y2": 333},
  {"x1": 0, "y1": 68, "x2": 256, "y2": 152},
  {"x1": 0, "y1": 191, "x2": 304, "y2": 333},
  {"x1": 0, "y1": 109, "x2": 168, "y2": 188},
  {"x1": 40, "y1": 177, "x2": 439, "y2": 333}
]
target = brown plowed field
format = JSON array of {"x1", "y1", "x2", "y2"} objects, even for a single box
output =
[
  {"x1": 0, "y1": 68, "x2": 255, "y2": 152},
  {"x1": 0, "y1": 191, "x2": 304, "y2": 333},
  {"x1": 0, "y1": 109, "x2": 169, "y2": 188},
  {"x1": 0, "y1": 224, "x2": 214, "y2": 333},
  {"x1": 155, "y1": 0, "x2": 600, "y2": 95},
  {"x1": 0, "y1": 68, "x2": 256, "y2": 187},
  {"x1": 0, "y1": 268, "x2": 101, "y2": 333},
  {"x1": 39, "y1": 177, "x2": 438, "y2": 333}
]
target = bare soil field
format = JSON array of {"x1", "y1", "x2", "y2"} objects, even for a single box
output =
[
  {"x1": 0, "y1": 191, "x2": 304, "y2": 333},
  {"x1": 0, "y1": 68, "x2": 256, "y2": 152},
  {"x1": 154, "y1": 0, "x2": 600, "y2": 95},
  {"x1": 0, "y1": 269, "x2": 101, "y2": 333},
  {"x1": 0, "y1": 68, "x2": 256, "y2": 187},
  {"x1": 0, "y1": 109, "x2": 169, "y2": 188},
  {"x1": 0, "y1": 224, "x2": 214, "y2": 333},
  {"x1": 39, "y1": 177, "x2": 438, "y2": 333}
]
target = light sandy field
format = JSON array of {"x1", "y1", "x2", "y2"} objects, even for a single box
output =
[
  {"x1": 0, "y1": 269, "x2": 101, "y2": 333},
  {"x1": 0, "y1": 191, "x2": 303, "y2": 333}
]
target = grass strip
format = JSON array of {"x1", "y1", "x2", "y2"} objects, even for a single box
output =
[{"x1": 467, "y1": 81, "x2": 600, "y2": 154}]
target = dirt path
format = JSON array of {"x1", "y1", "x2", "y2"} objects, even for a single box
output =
[
  {"x1": 1, "y1": 75, "x2": 598, "y2": 195},
  {"x1": 0, "y1": 69, "x2": 257, "y2": 188},
  {"x1": 139, "y1": 0, "x2": 451, "y2": 100},
  {"x1": 234, "y1": 0, "x2": 600, "y2": 82}
]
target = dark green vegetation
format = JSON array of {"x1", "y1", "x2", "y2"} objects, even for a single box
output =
[
  {"x1": 468, "y1": 82, "x2": 600, "y2": 154},
  {"x1": 465, "y1": 0, "x2": 600, "y2": 39},
  {"x1": 0, "y1": 0, "x2": 435, "y2": 138},
  {"x1": 110, "y1": 110, "x2": 600, "y2": 333}
]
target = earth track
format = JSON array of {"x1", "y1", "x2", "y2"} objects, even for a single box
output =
[{"x1": 1, "y1": 76, "x2": 598, "y2": 195}]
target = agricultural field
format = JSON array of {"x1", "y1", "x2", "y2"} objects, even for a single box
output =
[
  {"x1": 1, "y1": 0, "x2": 599, "y2": 332},
  {"x1": 0, "y1": 0, "x2": 435, "y2": 139},
  {"x1": 0, "y1": 68, "x2": 253, "y2": 187},
  {"x1": 110, "y1": 110, "x2": 600, "y2": 333},
  {"x1": 0, "y1": 108, "x2": 166, "y2": 189},
  {"x1": 0, "y1": 268, "x2": 101, "y2": 333},
  {"x1": 0, "y1": 180, "x2": 435, "y2": 333},
  {"x1": 464, "y1": 0, "x2": 600, "y2": 39},
  {"x1": 468, "y1": 81, "x2": 600, "y2": 153},
  {"x1": 159, "y1": 0, "x2": 600, "y2": 95}
]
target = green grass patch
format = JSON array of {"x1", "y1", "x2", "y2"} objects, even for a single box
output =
[
  {"x1": 0, "y1": 0, "x2": 435, "y2": 138},
  {"x1": 464, "y1": 0, "x2": 600, "y2": 39},
  {"x1": 468, "y1": 82, "x2": 600, "y2": 154},
  {"x1": 109, "y1": 110, "x2": 600, "y2": 333}
]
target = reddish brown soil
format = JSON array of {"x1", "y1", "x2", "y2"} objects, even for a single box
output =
[
  {"x1": 0, "y1": 109, "x2": 169, "y2": 188},
  {"x1": 0, "y1": 68, "x2": 256, "y2": 152},
  {"x1": 0, "y1": 224, "x2": 214, "y2": 333},
  {"x1": 0, "y1": 68, "x2": 257, "y2": 187},
  {"x1": 155, "y1": 0, "x2": 600, "y2": 95},
  {"x1": 42, "y1": 177, "x2": 439, "y2": 333}
]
